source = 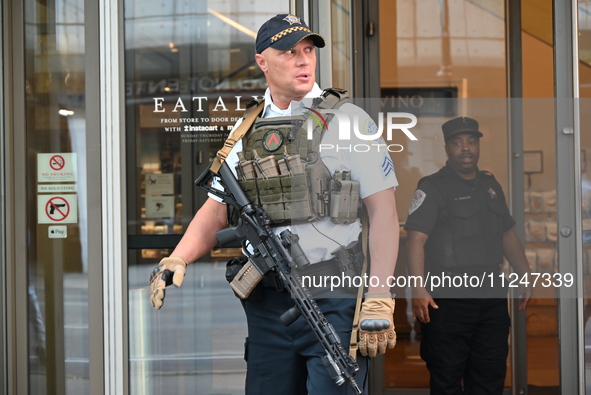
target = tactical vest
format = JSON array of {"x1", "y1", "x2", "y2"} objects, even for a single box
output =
[
  {"x1": 233, "y1": 88, "x2": 360, "y2": 225},
  {"x1": 422, "y1": 166, "x2": 509, "y2": 271}
]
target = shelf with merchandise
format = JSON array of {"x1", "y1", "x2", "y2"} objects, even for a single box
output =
[{"x1": 523, "y1": 191, "x2": 558, "y2": 277}]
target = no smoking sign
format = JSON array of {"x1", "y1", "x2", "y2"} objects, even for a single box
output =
[
  {"x1": 37, "y1": 153, "x2": 76, "y2": 182},
  {"x1": 38, "y1": 194, "x2": 77, "y2": 224},
  {"x1": 49, "y1": 155, "x2": 66, "y2": 171}
]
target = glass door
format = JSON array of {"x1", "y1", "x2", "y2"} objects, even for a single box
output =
[
  {"x1": 370, "y1": 0, "x2": 571, "y2": 393},
  {"x1": 123, "y1": 2, "x2": 290, "y2": 394},
  {"x1": 12, "y1": 0, "x2": 104, "y2": 393},
  {"x1": 375, "y1": 1, "x2": 515, "y2": 392}
]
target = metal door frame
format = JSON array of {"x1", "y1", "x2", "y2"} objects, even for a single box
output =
[
  {"x1": 505, "y1": 0, "x2": 529, "y2": 393},
  {"x1": 3, "y1": 0, "x2": 27, "y2": 393},
  {"x1": 0, "y1": 0, "x2": 6, "y2": 392},
  {"x1": 99, "y1": 0, "x2": 128, "y2": 394},
  {"x1": 3, "y1": 0, "x2": 112, "y2": 393},
  {"x1": 0, "y1": 1, "x2": 14, "y2": 393},
  {"x1": 553, "y1": 0, "x2": 585, "y2": 394}
]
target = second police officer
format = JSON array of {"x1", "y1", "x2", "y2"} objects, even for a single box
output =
[{"x1": 405, "y1": 116, "x2": 533, "y2": 394}]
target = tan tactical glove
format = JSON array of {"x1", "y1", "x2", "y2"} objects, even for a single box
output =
[
  {"x1": 149, "y1": 256, "x2": 187, "y2": 310},
  {"x1": 358, "y1": 292, "x2": 396, "y2": 357}
]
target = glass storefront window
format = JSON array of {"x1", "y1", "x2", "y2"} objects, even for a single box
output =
[
  {"x1": 124, "y1": 2, "x2": 289, "y2": 393},
  {"x1": 24, "y1": 0, "x2": 90, "y2": 393},
  {"x1": 330, "y1": 0, "x2": 353, "y2": 91}
]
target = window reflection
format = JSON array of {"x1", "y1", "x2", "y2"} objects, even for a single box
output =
[
  {"x1": 25, "y1": 0, "x2": 90, "y2": 393},
  {"x1": 125, "y1": 2, "x2": 287, "y2": 393}
]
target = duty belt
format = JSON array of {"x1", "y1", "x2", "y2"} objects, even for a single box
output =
[{"x1": 260, "y1": 241, "x2": 363, "y2": 288}]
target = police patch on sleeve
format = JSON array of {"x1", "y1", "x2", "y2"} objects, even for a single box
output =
[
  {"x1": 364, "y1": 119, "x2": 387, "y2": 147},
  {"x1": 408, "y1": 189, "x2": 426, "y2": 216}
]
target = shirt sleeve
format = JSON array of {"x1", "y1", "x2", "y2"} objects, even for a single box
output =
[
  {"x1": 404, "y1": 179, "x2": 443, "y2": 236},
  {"x1": 494, "y1": 182, "x2": 516, "y2": 232},
  {"x1": 339, "y1": 104, "x2": 399, "y2": 199}
]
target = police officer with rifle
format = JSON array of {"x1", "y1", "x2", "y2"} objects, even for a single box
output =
[{"x1": 149, "y1": 14, "x2": 400, "y2": 394}]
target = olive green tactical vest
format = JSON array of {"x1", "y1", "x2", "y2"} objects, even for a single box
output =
[{"x1": 234, "y1": 88, "x2": 360, "y2": 225}]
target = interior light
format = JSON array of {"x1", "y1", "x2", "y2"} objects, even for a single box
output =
[
  {"x1": 207, "y1": 8, "x2": 257, "y2": 38},
  {"x1": 58, "y1": 109, "x2": 75, "y2": 116}
]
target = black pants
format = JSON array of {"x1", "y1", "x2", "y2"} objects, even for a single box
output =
[
  {"x1": 419, "y1": 298, "x2": 510, "y2": 395},
  {"x1": 243, "y1": 287, "x2": 369, "y2": 395}
]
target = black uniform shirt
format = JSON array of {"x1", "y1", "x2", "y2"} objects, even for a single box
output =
[{"x1": 405, "y1": 163, "x2": 515, "y2": 237}]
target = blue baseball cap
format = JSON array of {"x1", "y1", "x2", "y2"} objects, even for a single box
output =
[{"x1": 255, "y1": 14, "x2": 325, "y2": 54}]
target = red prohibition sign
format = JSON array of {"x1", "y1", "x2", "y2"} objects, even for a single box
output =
[
  {"x1": 49, "y1": 155, "x2": 65, "y2": 171},
  {"x1": 45, "y1": 197, "x2": 70, "y2": 222}
]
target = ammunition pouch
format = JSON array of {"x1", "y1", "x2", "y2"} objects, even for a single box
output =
[
  {"x1": 238, "y1": 172, "x2": 317, "y2": 224},
  {"x1": 225, "y1": 257, "x2": 262, "y2": 301},
  {"x1": 232, "y1": 88, "x2": 360, "y2": 225},
  {"x1": 329, "y1": 171, "x2": 360, "y2": 225},
  {"x1": 237, "y1": 170, "x2": 361, "y2": 225}
]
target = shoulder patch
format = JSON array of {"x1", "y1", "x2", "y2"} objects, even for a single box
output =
[
  {"x1": 362, "y1": 119, "x2": 387, "y2": 147},
  {"x1": 408, "y1": 189, "x2": 426, "y2": 216},
  {"x1": 365, "y1": 119, "x2": 379, "y2": 135}
]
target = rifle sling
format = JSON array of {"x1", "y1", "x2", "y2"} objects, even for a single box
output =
[
  {"x1": 210, "y1": 102, "x2": 265, "y2": 174},
  {"x1": 349, "y1": 209, "x2": 369, "y2": 359}
]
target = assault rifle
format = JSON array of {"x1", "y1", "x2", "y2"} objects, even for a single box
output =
[{"x1": 195, "y1": 160, "x2": 362, "y2": 394}]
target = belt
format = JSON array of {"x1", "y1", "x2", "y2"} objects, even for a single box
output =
[
  {"x1": 259, "y1": 258, "x2": 339, "y2": 290},
  {"x1": 297, "y1": 258, "x2": 340, "y2": 277},
  {"x1": 259, "y1": 240, "x2": 363, "y2": 291}
]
